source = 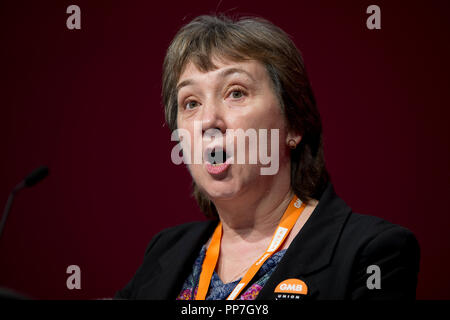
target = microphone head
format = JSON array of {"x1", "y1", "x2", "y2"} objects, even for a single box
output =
[{"x1": 24, "y1": 166, "x2": 49, "y2": 187}]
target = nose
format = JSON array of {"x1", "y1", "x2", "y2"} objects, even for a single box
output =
[{"x1": 200, "y1": 99, "x2": 226, "y2": 135}]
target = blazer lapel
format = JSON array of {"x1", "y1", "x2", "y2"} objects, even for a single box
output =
[{"x1": 257, "y1": 183, "x2": 352, "y2": 300}]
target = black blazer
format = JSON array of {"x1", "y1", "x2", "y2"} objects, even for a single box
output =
[{"x1": 115, "y1": 183, "x2": 420, "y2": 300}]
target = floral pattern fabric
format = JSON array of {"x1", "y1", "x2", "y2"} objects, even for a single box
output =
[{"x1": 177, "y1": 245, "x2": 286, "y2": 300}]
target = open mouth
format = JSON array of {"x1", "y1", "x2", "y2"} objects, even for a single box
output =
[
  {"x1": 206, "y1": 148, "x2": 228, "y2": 165},
  {"x1": 204, "y1": 146, "x2": 232, "y2": 176}
]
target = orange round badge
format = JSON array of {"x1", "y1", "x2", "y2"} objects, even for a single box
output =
[{"x1": 274, "y1": 278, "x2": 308, "y2": 295}]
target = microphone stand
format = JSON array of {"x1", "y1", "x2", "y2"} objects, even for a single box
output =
[
  {"x1": 0, "y1": 166, "x2": 49, "y2": 299},
  {"x1": 0, "y1": 181, "x2": 25, "y2": 242}
]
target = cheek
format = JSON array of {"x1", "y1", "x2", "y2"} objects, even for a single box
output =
[
  {"x1": 187, "y1": 163, "x2": 203, "y2": 178},
  {"x1": 260, "y1": 101, "x2": 289, "y2": 141},
  {"x1": 244, "y1": 97, "x2": 284, "y2": 129},
  {"x1": 255, "y1": 106, "x2": 290, "y2": 165},
  {"x1": 176, "y1": 120, "x2": 198, "y2": 157},
  {"x1": 239, "y1": 102, "x2": 288, "y2": 143},
  {"x1": 263, "y1": 102, "x2": 286, "y2": 129}
]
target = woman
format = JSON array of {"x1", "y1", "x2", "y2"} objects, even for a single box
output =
[{"x1": 115, "y1": 15, "x2": 420, "y2": 300}]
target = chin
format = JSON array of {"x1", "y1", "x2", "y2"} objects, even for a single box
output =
[
  {"x1": 192, "y1": 165, "x2": 254, "y2": 201},
  {"x1": 200, "y1": 180, "x2": 242, "y2": 201}
]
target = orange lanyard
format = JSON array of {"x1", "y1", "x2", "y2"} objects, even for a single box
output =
[{"x1": 195, "y1": 195, "x2": 306, "y2": 300}]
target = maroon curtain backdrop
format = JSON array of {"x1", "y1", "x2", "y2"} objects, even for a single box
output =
[{"x1": 0, "y1": 0, "x2": 449, "y2": 299}]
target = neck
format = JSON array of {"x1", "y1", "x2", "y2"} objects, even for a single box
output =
[{"x1": 213, "y1": 177, "x2": 294, "y2": 244}]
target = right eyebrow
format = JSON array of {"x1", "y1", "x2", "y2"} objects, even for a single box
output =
[{"x1": 176, "y1": 79, "x2": 195, "y2": 92}]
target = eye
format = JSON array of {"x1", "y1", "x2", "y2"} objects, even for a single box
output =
[
  {"x1": 227, "y1": 87, "x2": 247, "y2": 100},
  {"x1": 230, "y1": 90, "x2": 243, "y2": 99},
  {"x1": 185, "y1": 100, "x2": 199, "y2": 110}
]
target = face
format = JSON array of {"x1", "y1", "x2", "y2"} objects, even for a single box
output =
[{"x1": 176, "y1": 57, "x2": 299, "y2": 202}]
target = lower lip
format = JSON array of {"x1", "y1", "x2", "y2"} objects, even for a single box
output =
[{"x1": 205, "y1": 162, "x2": 231, "y2": 175}]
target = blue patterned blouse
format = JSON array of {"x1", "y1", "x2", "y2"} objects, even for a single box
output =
[{"x1": 177, "y1": 244, "x2": 286, "y2": 300}]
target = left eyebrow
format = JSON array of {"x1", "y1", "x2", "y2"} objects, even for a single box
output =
[
  {"x1": 217, "y1": 67, "x2": 256, "y2": 82},
  {"x1": 176, "y1": 67, "x2": 256, "y2": 92}
]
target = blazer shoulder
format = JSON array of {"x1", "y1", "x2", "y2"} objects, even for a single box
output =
[
  {"x1": 344, "y1": 212, "x2": 418, "y2": 247},
  {"x1": 114, "y1": 220, "x2": 217, "y2": 299},
  {"x1": 144, "y1": 220, "x2": 217, "y2": 255},
  {"x1": 154, "y1": 220, "x2": 216, "y2": 240},
  {"x1": 343, "y1": 213, "x2": 420, "y2": 299}
]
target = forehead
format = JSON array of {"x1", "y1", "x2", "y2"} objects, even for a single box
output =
[{"x1": 177, "y1": 57, "x2": 269, "y2": 86}]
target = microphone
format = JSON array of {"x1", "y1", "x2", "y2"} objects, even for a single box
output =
[{"x1": 0, "y1": 166, "x2": 49, "y2": 241}]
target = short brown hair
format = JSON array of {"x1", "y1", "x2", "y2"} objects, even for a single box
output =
[{"x1": 162, "y1": 15, "x2": 330, "y2": 217}]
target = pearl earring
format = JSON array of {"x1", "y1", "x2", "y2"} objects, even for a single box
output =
[{"x1": 288, "y1": 139, "x2": 297, "y2": 149}]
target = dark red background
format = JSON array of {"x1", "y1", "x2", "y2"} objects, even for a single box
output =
[{"x1": 0, "y1": 0, "x2": 449, "y2": 299}]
